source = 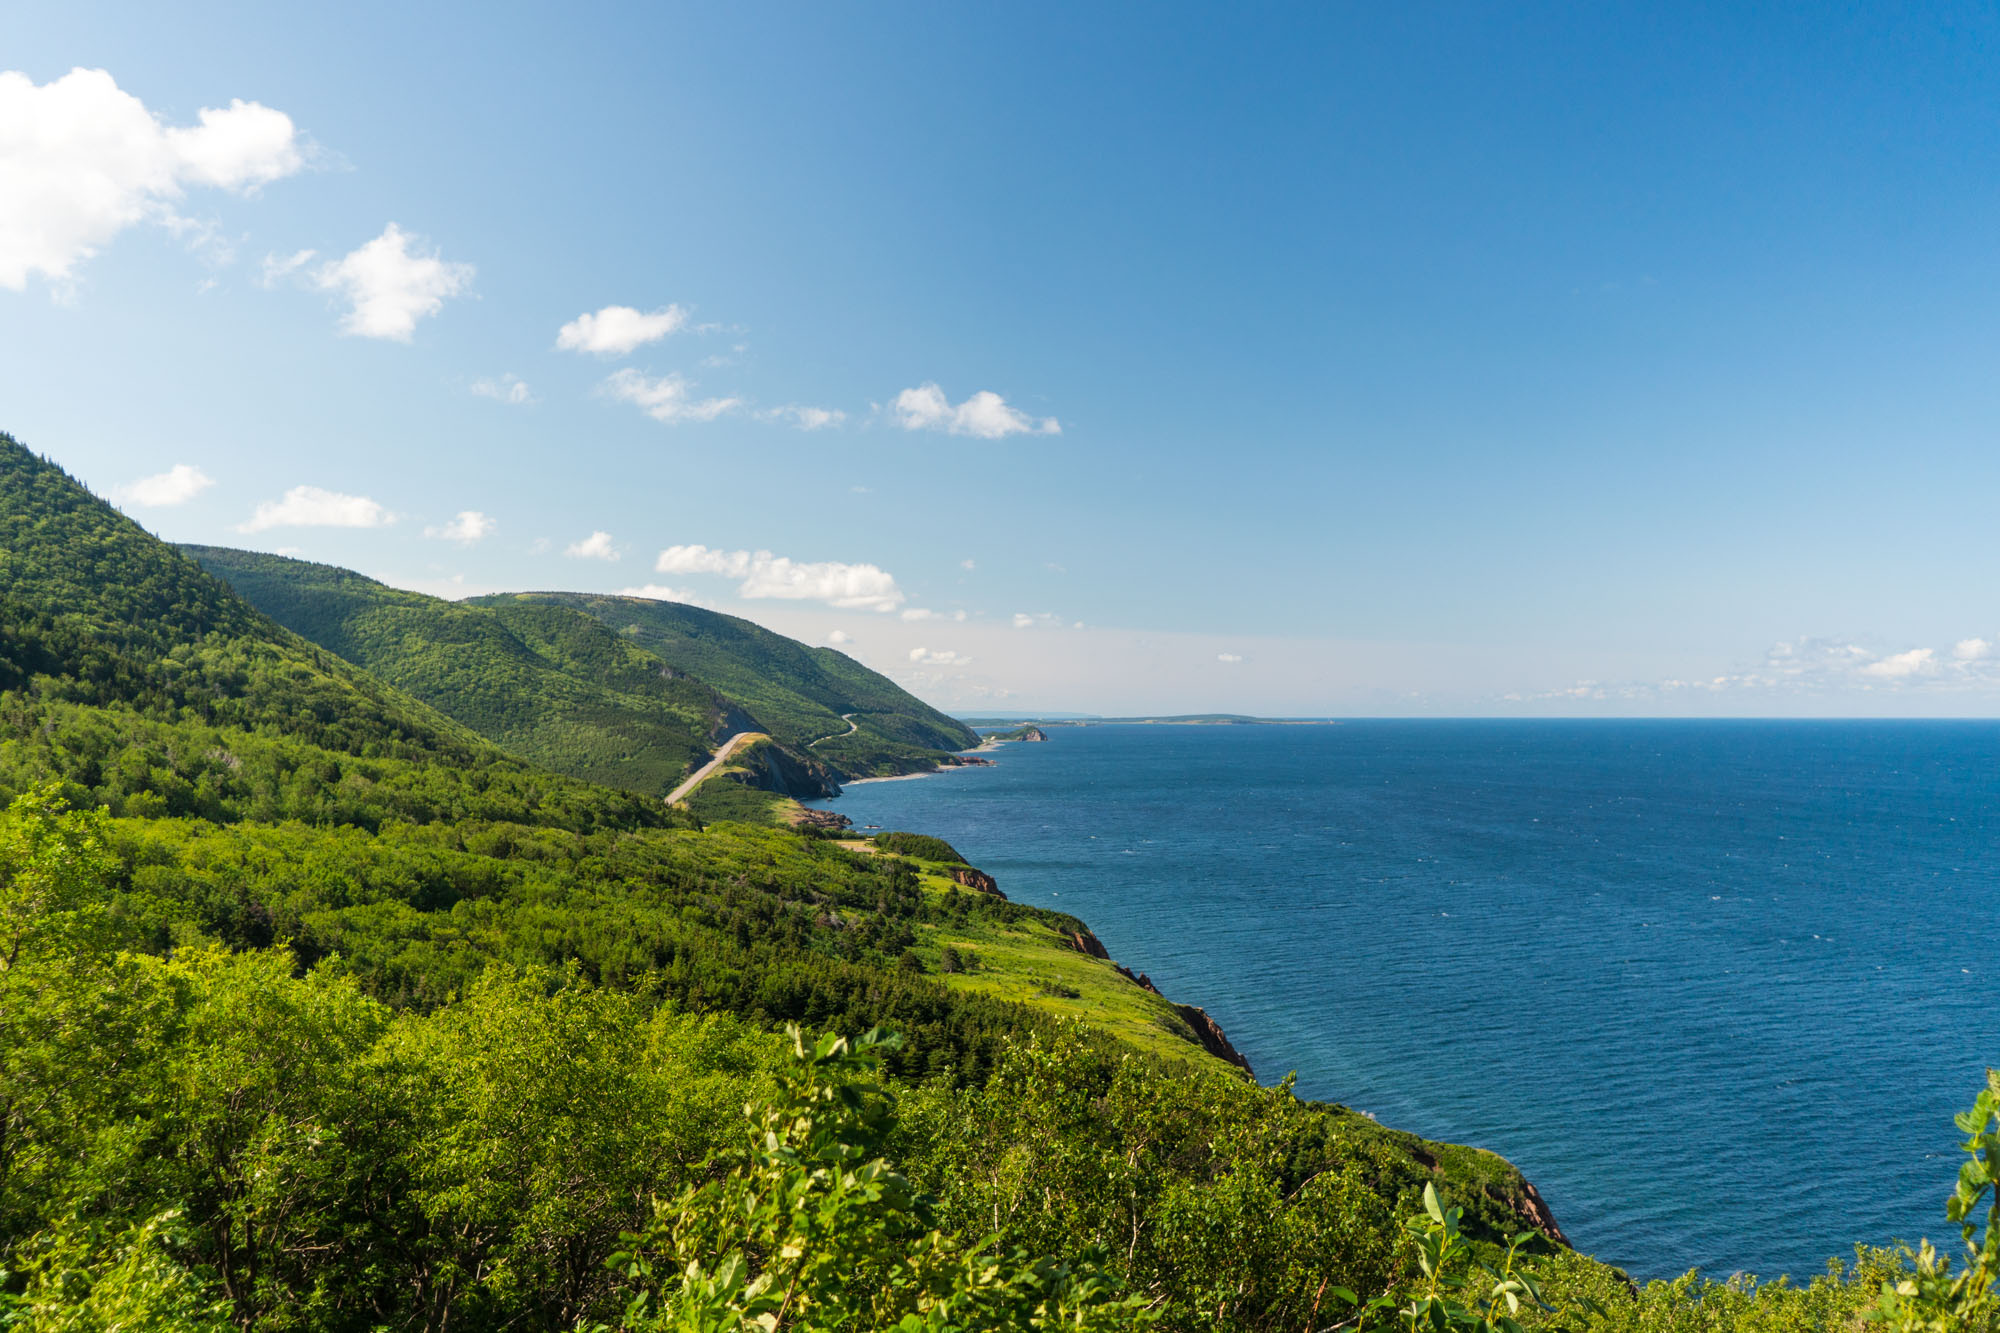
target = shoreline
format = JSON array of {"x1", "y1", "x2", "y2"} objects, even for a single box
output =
[{"x1": 813, "y1": 726, "x2": 1577, "y2": 1254}]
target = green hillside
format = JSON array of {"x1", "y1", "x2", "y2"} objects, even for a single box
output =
[
  {"x1": 0, "y1": 430, "x2": 1961, "y2": 1331},
  {"x1": 475, "y1": 591, "x2": 980, "y2": 776},
  {"x1": 0, "y1": 437, "x2": 670, "y2": 833},
  {"x1": 183, "y1": 546, "x2": 840, "y2": 801}
]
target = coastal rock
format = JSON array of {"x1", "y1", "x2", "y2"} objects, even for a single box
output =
[
  {"x1": 1175, "y1": 1003, "x2": 1254, "y2": 1077},
  {"x1": 1018, "y1": 725, "x2": 1048, "y2": 742},
  {"x1": 1115, "y1": 964, "x2": 1161, "y2": 994},
  {"x1": 951, "y1": 866, "x2": 1005, "y2": 898},
  {"x1": 1063, "y1": 928, "x2": 1109, "y2": 959},
  {"x1": 1513, "y1": 1179, "x2": 1571, "y2": 1249},
  {"x1": 790, "y1": 808, "x2": 852, "y2": 833}
]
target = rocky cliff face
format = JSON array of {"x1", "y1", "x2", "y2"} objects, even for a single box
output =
[
  {"x1": 1018, "y1": 725, "x2": 1048, "y2": 741},
  {"x1": 1175, "y1": 1004, "x2": 1254, "y2": 1077},
  {"x1": 1062, "y1": 928, "x2": 1110, "y2": 959},
  {"x1": 950, "y1": 866, "x2": 1004, "y2": 898}
]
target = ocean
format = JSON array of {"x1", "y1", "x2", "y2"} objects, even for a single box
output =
[{"x1": 806, "y1": 720, "x2": 2000, "y2": 1282}]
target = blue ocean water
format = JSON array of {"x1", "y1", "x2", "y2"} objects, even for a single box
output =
[{"x1": 808, "y1": 721, "x2": 2000, "y2": 1282}]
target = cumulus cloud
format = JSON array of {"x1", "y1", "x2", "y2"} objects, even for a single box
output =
[
  {"x1": 556, "y1": 304, "x2": 687, "y2": 355},
  {"x1": 601, "y1": 369, "x2": 740, "y2": 424},
  {"x1": 614, "y1": 583, "x2": 707, "y2": 606},
  {"x1": 654, "y1": 544, "x2": 905, "y2": 612},
  {"x1": 1859, "y1": 647, "x2": 1935, "y2": 679},
  {"x1": 565, "y1": 531, "x2": 619, "y2": 561},
  {"x1": 240, "y1": 485, "x2": 393, "y2": 532},
  {"x1": 470, "y1": 373, "x2": 533, "y2": 405},
  {"x1": 0, "y1": 67, "x2": 306, "y2": 292},
  {"x1": 757, "y1": 404, "x2": 847, "y2": 431},
  {"x1": 909, "y1": 647, "x2": 972, "y2": 666},
  {"x1": 424, "y1": 510, "x2": 495, "y2": 543},
  {"x1": 901, "y1": 608, "x2": 935, "y2": 622},
  {"x1": 1218, "y1": 652, "x2": 1243, "y2": 663},
  {"x1": 889, "y1": 383, "x2": 1059, "y2": 439},
  {"x1": 826, "y1": 630, "x2": 852, "y2": 646},
  {"x1": 314, "y1": 224, "x2": 472, "y2": 340},
  {"x1": 960, "y1": 558, "x2": 976, "y2": 571},
  {"x1": 1012, "y1": 612, "x2": 1067, "y2": 630},
  {"x1": 1954, "y1": 638, "x2": 1991, "y2": 662},
  {"x1": 115, "y1": 463, "x2": 213, "y2": 507}
]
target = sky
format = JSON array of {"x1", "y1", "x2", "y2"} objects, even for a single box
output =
[{"x1": 5, "y1": 2, "x2": 2000, "y2": 716}]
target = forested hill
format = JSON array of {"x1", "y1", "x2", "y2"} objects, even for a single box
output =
[
  {"x1": 0, "y1": 434, "x2": 669, "y2": 831},
  {"x1": 184, "y1": 546, "x2": 841, "y2": 801},
  {"x1": 477, "y1": 590, "x2": 980, "y2": 775}
]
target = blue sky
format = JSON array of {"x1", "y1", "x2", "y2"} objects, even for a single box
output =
[{"x1": 7, "y1": 2, "x2": 2000, "y2": 714}]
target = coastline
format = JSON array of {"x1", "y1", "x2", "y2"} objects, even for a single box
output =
[{"x1": 812, "y1": 729, "x2": 1576, "y2": 1253}]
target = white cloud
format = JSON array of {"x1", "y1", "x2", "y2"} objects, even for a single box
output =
[
  {"x1": 565, "y1": 530, "x2": 619, "y2": 561},
  {"x1": 115, "y1": 462, "x2": 213, "y2": 507},
  {"x1": 890, "y1": 382, "x2": 1059, "y2": 439},
  {"x1": 757, "y1": 404, "x2": 847, "y2": 431},
  {"x1": 240, "y1": 485, "x2": 393, "y2": 532},
  {"x1": 909, "y1": 647, "x2": 972, "y2": 667},
  {"x1": 827, "y1": 630, "x2": 852, "y2": 645},
  {"x1": 0, "y1": 67, "x2": 306, "y2": 292},
  {"x1": 615, "y1": 583, "x2": 707, "y2": 606},
  {"x1": 1953, "y1": 638, "x2": 1991, "y2": 662},
  {"x1": 1859, "y1": 647, "x2": 1935, "y2": 680},
  {"x1": 1013, "y1": 613, "x2": 1036, "y2": 629},
  {"x1": 424, "y1": 510, "x2": 495, "y2": 543},
  {"x1": 655, "y1": 543, "x2": 905, "y2": 612},
  {"x1": 470, "y1": 373, "x2": 533, "y2": 405},
  {"x1": 1218, "y1": 652, "x2": 1243, "y2": 663},
  {"x1": 601, "y1": 369, "x2": 741, "y2": 424},
  {"x1": 901, "y1": 608, "x2": 936, "y2": 621},
  {"x1": 314, "y1": 223, "x2": 472, "y2": 340},
  {"x1": 1011, "y1": 611, "x2": 1069, "y2": 630},
  {"x1": 556, "y1": 304, "x2": 687, "y2": 355},
  {"x1": 960, "y1": 558, "x2": 976, "y2": 571},
  {"x1": 259, "y1": 248, "x2": 315, "y2": 287},
  {"x1": 953, "y1": 610, "x2": 967, "y2": 622}
]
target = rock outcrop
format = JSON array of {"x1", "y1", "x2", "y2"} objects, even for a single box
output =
[
  {"x1": 790, "y1": 808, "x2": 852, "y2": 833},
  {"x1": 1018, "y1": 725, "x2": 1048, "y2": 742},
  {"x1": 1175, "y1": 1004, "x2": 1254, "y2": 1077},
  {"x1": 1513, "y1": 1179, "x2": 1570, "y2": 1248},
  {"x1": 950, "y1": 866, "x2": 1005, "y2": 898},
  {"x1": 1062, "y1": 928, "x2": 1109, "y2": 959},
  {"x1": 1115, "y1": 964, "x2": 1160, "y2": 994}
]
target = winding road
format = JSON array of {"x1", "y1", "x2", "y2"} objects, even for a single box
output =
[
  {"x1": 667, "y1": 732, "x2": 759, "y2": 806},
  {"x1": 809, "y1": 713, "x2": 859, "y2": 747}
]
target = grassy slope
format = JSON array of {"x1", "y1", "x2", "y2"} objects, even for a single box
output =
[
  {"x1": 184, "y1": 546, "x2": 842, "y2": 801},
  {"x1": 1, "y1": 432, "x2": 1584, "y2": 1283},
  {"x1": 476, "y1": 591, "x2": 979, "y2": 776}
]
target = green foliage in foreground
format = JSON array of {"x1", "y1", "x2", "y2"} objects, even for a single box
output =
[
  {"x1": 600, "y1": 1027, "x2": 1148, "y2": 1332},
  {"x1": 0, "y1": 788, "x2": 1995, "y2": 1331}
]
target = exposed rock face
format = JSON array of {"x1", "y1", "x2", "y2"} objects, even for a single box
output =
[
  {"x1": 1115, "y1": 964, "x2": 1160, "y2": 994},
  {"x1": 1175, "y1": 1004, "x2": 1254, "y2": 1077},
  {"x1": 948, "y1": 755, "x2": 996, "y2": 767},
  {"x1": 737, "y1": 740, "x2": 842, "y2": 800},
  {"x1": 1018, "y1": 725, "x2": 1048, "y2": 742},
  {"x1": 1063, "y1": 928, "x2": 1109, "y2": 959},
  {"x1": 790, "y1": 808, "x2": 852, "y2": 833},
  {"x1": 951, "y1": 866, "x2": 1005, "y2": 898},
  {"x1": 1513, "y1": 1179, "x2": 1570, "y2": 1248}
]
